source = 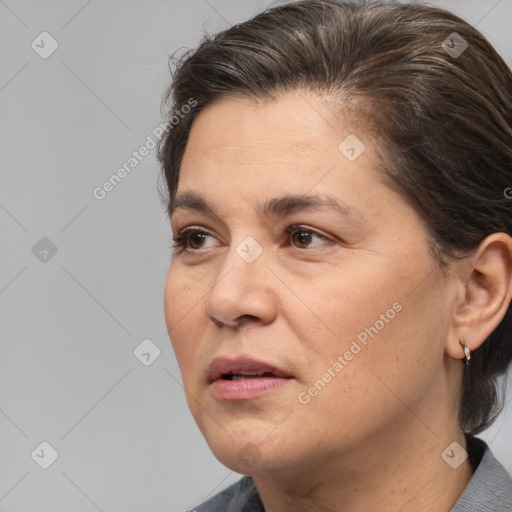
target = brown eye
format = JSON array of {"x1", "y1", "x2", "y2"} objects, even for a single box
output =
[
  {"x1": 188, "y1": 232, "x2": 208, "y2": 250},
  {"x1": 288, "y1": 226, "x2": 330, "y2": 249},
  {"x1": 173, "y1": 227, "x2": 217, "y2": 252},
  {"x1": 292, "y1": 230, "x2": 314, "y2": 248}
]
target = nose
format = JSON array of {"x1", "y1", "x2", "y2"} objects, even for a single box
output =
[{"x1": 204, "y1": 240, "x2": 278, "y2": 328}]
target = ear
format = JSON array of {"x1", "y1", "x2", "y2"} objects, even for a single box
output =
[{"x1": 446, "y1": 232, "x2": 512, "y2": 361}]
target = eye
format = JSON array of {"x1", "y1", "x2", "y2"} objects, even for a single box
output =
[
  {"x1": 172, "y1": 226, "x2": 219, "y2": 252},
  {"x1": 172, "y1": 224, "x2": 334, "y2": 254},
  {"x1": 286, "y1": 225, "x2": 332, "y2": 249}
]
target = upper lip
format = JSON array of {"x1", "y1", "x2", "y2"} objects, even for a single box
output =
[{"x1": 208, "y1": 356, "x2": 293, "y2": 382}]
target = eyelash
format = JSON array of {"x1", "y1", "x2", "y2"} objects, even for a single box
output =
[{"x1": 171, "y1": 225, "x2": 333, "y2": 254}]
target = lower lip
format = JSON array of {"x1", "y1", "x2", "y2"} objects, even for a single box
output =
[{"x1": 211, "y1": 377, "x2": 291, "y2": 400}]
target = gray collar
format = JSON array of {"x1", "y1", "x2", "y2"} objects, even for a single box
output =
[{"x1": 449, "y1": 435, "x2": 512, "y2": 511}]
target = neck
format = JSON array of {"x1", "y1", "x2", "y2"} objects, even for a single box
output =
[{"x1": 252, "y1": 411, "x2": 474, "y2": 512}]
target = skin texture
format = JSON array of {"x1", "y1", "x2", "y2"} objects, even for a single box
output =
[{"x1": 164, "y1": 90, "x2": 512, "y2": 512}]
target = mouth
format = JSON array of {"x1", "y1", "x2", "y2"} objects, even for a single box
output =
[
  {"x1": 208, "y1": 356, "x2": 294, "y2": 400},
  {"x1": 208, "y1": 356, "x2": 293, "y2": 382},
  {"x1": 221, "y1": 371, "x2": 280, "y2": 380}
]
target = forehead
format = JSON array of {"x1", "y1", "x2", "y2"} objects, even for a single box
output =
[
  {"x1": 180, "y1": 91, "x2": 369, "y2": 182},
  {"x1": 182, "y1": 91, "x2": 338, "y2": 163},
  {"x1": 173, "y1": 91, "x2": 388, "y2": 227}
]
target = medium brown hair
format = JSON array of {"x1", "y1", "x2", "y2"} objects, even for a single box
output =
[{"x1": 158, "y1": 0, "x2": 512, "y2": 434}]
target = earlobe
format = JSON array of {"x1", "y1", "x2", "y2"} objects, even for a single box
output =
[{"x1": 448, "y1": 233, "x2": 512, "y2": 361}]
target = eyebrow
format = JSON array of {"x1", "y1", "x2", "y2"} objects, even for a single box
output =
[{"x1": 169, "y1": 191, "x2": 368, "y2": 223}]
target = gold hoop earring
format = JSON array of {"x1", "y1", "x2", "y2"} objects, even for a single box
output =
[{"x1": 459, "y1": 338, "x2": 471, "y2": 366}]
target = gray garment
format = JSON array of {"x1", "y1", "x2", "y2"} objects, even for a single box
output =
[
  {"x1": 193, "y1": 476, "x2": 263, "y2": 512},
  {"x1": 449, "y1": 436, "x2": 512, "y2": 512},
  {"x1": 192, "y1": 436, "x2": 512, "y2": 511}
]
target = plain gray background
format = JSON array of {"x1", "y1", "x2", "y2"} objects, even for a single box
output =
[{"x1": 1, "y1": 1, "x2": 511, "y2": 510}]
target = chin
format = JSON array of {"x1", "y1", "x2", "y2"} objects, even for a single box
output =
[
  {"x1": 202, "y1": 419, "x2": 302, "y2": 476},
  {"x1": 210, "y1": 440, "x2": 289, "y2": 476}
]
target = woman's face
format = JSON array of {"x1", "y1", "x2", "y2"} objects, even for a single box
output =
[{"x1": 164, "y1": 91, "x2": 458, "y2": 477}]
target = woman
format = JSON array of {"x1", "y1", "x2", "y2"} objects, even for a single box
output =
[{"x1": 158, "y1": 1, "x2": 512, "y2": 510}]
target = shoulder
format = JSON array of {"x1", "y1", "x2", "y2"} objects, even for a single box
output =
[
  {"x1": 191, "y1": 476, "x2": 264, "y2": 512},
  {"x1": 450, "y1": 435, "x2": 512, "y2": 512}
]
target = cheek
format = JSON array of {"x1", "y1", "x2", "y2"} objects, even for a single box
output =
[
  {"x1": 163, "y1": 267, "x2": 189, "y2": 328},
  {"x1": 286, "y1": 256, "x2": 443, "y2": 409},
  {"x1": 164, "y1": 267, "x2": 205, "y2": 378},
  {"x1": 281, "y1": 259, "x2": 404, "y2": 361}
]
